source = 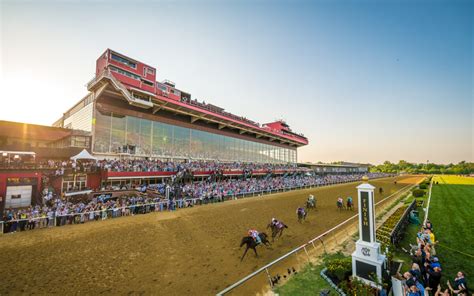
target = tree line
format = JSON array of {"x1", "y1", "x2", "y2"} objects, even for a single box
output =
[{"x1": 369, "y1": 160, "x2": 473, "y2": 174}]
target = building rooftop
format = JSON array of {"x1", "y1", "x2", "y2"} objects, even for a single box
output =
[{"x1": 0, "y1": 120, "x2": 89, "y2": 142}]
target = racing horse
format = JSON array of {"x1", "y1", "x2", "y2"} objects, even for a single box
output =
[
  {"x1": 379, "y1": 187, "x2": 384, "y2": 195},
  {"x1": 267, "y1": 220, "x2": 288, "y2": 242},
  {"x1": 336, "y1": 198, "x2": 345, "y2": 211},
  {"x1": 240, "y1": 233, "x2": 270, "y2": 261},
  {"x1": 297, "y1": 207, "x2": 307, "y2": 223},
  {"x1": 346, "y1": 198, "x2": 354, "y2": 210},
  {"x1": 306, "y1": 195, "x2": 316, "y2": 210}
]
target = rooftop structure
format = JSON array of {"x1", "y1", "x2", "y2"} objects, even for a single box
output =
[
  {"x1": 54, "y1": 49, "x2": 308, "y2": 163},
  {"x1": 0, "y1": 120, "x2": 91, "y2": 159}
]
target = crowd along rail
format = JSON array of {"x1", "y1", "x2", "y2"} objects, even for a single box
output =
[{"x1": 0, "y1": 175, "x2": 395, "y2": 235}]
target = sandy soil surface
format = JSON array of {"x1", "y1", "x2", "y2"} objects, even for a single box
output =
[{"x1": 0, "y1": 176, "x2": 422, "y2": 295}]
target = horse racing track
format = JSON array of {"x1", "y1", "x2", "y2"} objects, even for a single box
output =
[{"x1": 0, "y1": 176, "x2": 422, "y2": 295}]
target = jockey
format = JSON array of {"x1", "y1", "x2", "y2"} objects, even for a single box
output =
[
  {"x1": 271, "y1": 217, "x2": 279, "y2": 226},
  {"x1": 347, "y1": 196, "x2": 353, "y2": 204},
  {"x1": 296, "y1": 207, "x2": 305, "y2": 215},
  {"x1": 337, "y1": 197, "x2": 343, "y2": 204},
  {"x1": 308, "y1": 195, "x2": 315, "y2": 206},
  {"x1": 248, "y1": 229, "x2": 262, "y2": 244},
  {"x1": 271, "y1": 217, "x2": 283, "y2": 228}
]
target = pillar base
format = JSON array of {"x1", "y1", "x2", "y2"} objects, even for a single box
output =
[{"x1": 352, "y1": 240, "x2": 385, "y2": 288}]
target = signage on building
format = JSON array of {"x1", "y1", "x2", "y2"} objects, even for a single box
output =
[{"x1": 361, "y1": 191, "x2": 371, "y2": 242}]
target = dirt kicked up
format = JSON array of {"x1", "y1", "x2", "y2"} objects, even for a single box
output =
[{"x1": 0, "y1": 176, "x2": 422, "y2": 295}]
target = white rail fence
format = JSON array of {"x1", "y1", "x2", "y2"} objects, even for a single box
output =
[
  {"x1": 216, "y1": 182, "x2": 419, "y2": 295},
  {"x1": 423, "y1": 178, "x2": 434, "y2": 225}
]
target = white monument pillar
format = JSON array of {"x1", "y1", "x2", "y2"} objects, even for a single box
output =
[{"x1": 352, "y1": 176, "x2": 385, "y2": 287}]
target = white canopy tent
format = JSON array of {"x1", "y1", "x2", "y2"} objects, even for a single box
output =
[{"x1": 70, "y1": 149, "x2": 97, "y2": 161}]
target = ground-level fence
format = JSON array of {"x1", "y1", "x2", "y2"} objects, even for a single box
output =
[
  {"x1": 0, "y1": 175, "x2": 393, "y2": 235},
  {"x1": 423, "y1": 179, "x2": 434, "y2": 225},
  {"x1": 216, "y1": 181, "x2": 419, "y2": 295},
  {"x1": 390, "y1": 199, "x2": 417, "y2": 245}
]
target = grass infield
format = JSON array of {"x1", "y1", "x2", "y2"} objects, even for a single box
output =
[
  {"x1": 428, "y1": 175, "x2": 474, "y2": 279},
  {"x1": 276, "y1": 175, "x2": 474, "y2": 294}
]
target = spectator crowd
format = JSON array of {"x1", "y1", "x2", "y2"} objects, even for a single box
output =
[
  {"x1": 1, "y1": 172, "x2": 391, "y2": 234},
  {"x1": 1, "y1": 158, "x2": 306, "y2": 173},
  {"x1": 400, "y1": 219, "x2": 469, "y2": 295}
]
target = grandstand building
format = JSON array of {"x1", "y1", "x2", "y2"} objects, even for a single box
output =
[
  {"x1": 53, "y1": 49, "x2": 308, "y2": 164},
  {"x1": 300, "y1": 162, "x2": 370, "y2": 174},
  {"x1": 0, "y1": 49, "x2": 309, "y2": 211}
]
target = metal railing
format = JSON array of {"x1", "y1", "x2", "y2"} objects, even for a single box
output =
[
  {"x1": 389, "y1": 199, "x2": 416, "y2": 245},
  {"x1": 216, "y1": 182, "x2": 419, "y2": 295},
  {"x1": 423, "y1": 179, "x2": 434, "y2": 225}
]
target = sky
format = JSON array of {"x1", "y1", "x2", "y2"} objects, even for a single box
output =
[{"x1": 0, "y1": 0, "x2": 472, "y2": 164}]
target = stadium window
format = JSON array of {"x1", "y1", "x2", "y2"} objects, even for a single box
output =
[
  {"x1": 110, "y1": 66, "x2": 140, "y2": 80},
  {"x1": 142, "y1": 79, "x2": 154, "y2": 87},
  {"x1": 111, "y1": 53, "x2": 137, "y2": 69},
  {"x1": 157, "y1": 83, "x2": 168, "y2": 93}
]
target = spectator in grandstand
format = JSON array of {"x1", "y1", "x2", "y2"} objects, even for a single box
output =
[
  {"x1": 403, "y1": 271, "x2": 418, "y2": 289},
  {"x1": 406, "y1": 282, "x2": 425, "y2": 296},
  {"x1": 446, "y1": 272, "x2": 469, "y2": 296},
  {"x1": 2, "y1": 171, "x2": 391, "y2": 234},
  {"x1": 425, "y1": 228, "x2": 438, "y2": 255},
  {"x1": 425, "y1": 219, "x2": 433, "y2": 231},
  {"x1": 402, "y1": 271, "x2": 425, "y2": 296},
  {"x1": 426, "y1": 266, "x2": 442, "y2": 294},
  {"x1": 409, "y1": 263, "x2": 424, "y2": 286}
]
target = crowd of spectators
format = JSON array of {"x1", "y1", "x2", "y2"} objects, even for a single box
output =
[
  {"x1": 177, "y1": 173, "x2": 382, "y2": 201},
  {"x1": 1, "y1": 172, "x2": 391, "y2": 234},
  {"x1": 2, "y1": 194, "x2": 168, "y2": 233},
  {"x1": 400, "y1": 220, "x2": 469, "y2": 295},
  {"x1": 97, "y1": 159, "x2": 303, "y2": 173},
  {"x1": 1, "y1": 158, "x2": 307, "y2": 174}
]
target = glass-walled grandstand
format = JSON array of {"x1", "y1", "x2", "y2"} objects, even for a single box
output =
[{"x1": 93, "y1": 111, "x2": 297, "y2": 163}]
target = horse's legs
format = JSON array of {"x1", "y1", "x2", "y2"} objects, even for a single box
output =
[
  {"x1": 253, "y1": 247, "x2": 258, "y2": 258},
  {"x1": 241, "y1": 246, "x2": 249, "y2": 262}
]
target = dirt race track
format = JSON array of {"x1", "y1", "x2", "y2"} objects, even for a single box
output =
[{"x1": 0, "y1": 176, "x2": 422, "y2": 295}]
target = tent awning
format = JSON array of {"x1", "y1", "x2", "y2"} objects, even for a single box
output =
[{"x1": 70, "y1": 149, "x2": 97, "y2": 161}]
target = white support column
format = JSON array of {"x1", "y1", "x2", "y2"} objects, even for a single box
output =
[{"x1": 352, "y1": 176, "x2": 385, "y2": 288}]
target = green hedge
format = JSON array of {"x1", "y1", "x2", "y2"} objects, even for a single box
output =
[
  {"x1": 325, "y1": 257, "x2": 352, "y2": 280},
  {"x1": 419, "y1": 184, "x2": 427, "y2": 189},
  {"x1": 413, "y1": 189, "x2": 425, "y2": 197}
]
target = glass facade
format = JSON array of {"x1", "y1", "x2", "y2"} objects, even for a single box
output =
[{"x1": 93, "y1": 110, "x2": 297, "y2": 163}]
